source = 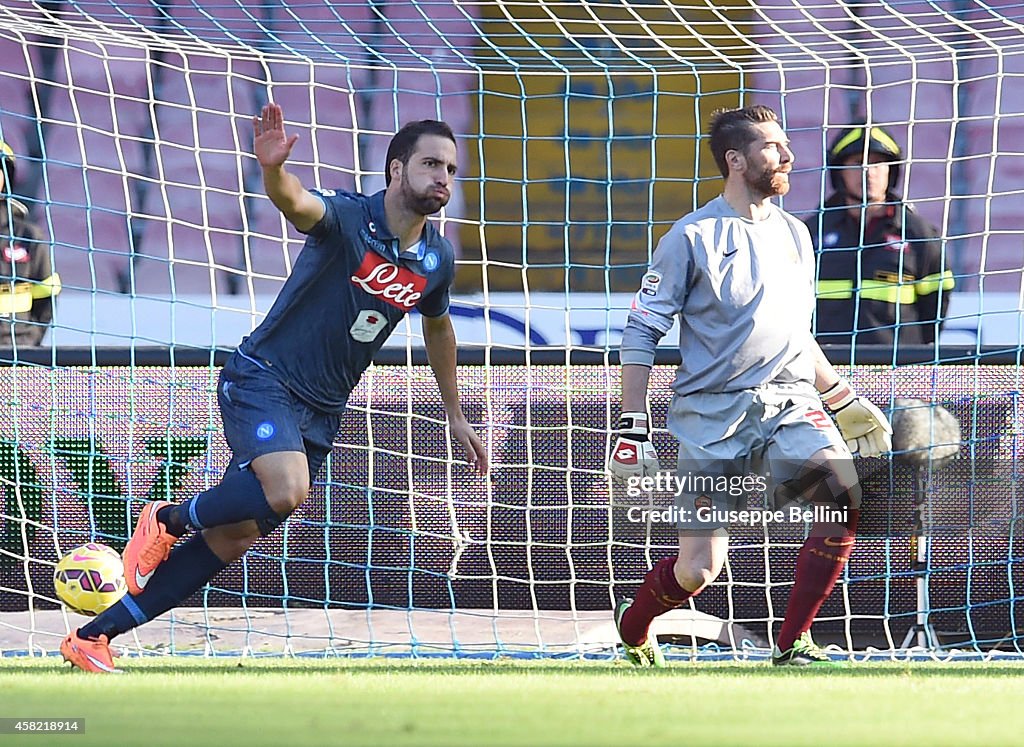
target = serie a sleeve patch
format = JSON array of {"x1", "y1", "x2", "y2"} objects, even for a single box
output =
[{"x1": 640, "y1": 270, "x2": 662, "y2": 297}]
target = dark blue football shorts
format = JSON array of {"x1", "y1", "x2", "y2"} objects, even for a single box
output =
[{"x1": 217, "y1": 353, "x2": 342, "y2": 480}]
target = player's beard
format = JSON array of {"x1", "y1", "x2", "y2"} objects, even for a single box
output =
[
  {"x1": 400, "y1": 171, "x2": 449, "y2": 216},
  {"x1": 749, "y1": 166, "x2": 790, "y2": 199}
]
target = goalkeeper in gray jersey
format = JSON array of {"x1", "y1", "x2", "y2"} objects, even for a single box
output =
[{"x1": 608, "y1": 105, "x2": 892, "y2": 667}]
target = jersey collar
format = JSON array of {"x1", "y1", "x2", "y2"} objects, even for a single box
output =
[{"x1": 368, "y1": 190, "x2": 435, "y2": 262}]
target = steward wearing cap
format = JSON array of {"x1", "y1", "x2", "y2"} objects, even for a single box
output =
[
  {"x1": 1, "y1": 139, "x2": 60, "y2": 345},
  {"x1": 805, "y1": 125, "x2": 954, "y2": 350}
]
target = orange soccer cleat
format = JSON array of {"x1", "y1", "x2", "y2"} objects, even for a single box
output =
[
  {"x1": 60, "y1": 630, "x2": 121, "y2": 673},
  {"x1": 122, "y1": 500, "x2": 179, "y2": 596}
]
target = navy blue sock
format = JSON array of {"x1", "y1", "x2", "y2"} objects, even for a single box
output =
[
  {"x1": 158, "y1": 468, "x2": 280, "y2": 535},
  {"x1": 78, "y1": 533, "x2": 227, "y2": 641}
]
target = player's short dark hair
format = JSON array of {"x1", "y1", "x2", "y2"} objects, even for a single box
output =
[
  {"x1": 385, "y1": 120, "x2": 456, "y2": 186},
  {"x1": 708, "y1": 105, "x2": 780, "y2": 178}
]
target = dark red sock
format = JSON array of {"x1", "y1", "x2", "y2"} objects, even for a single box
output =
[
  {"x1": 777, "y1": 509, "x2": 860, "y2": 651},
  {"x1": 619, "y1": 556, "x2": 693, "y2": 646}
]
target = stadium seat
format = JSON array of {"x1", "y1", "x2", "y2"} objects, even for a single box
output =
[
  {"x1": 0, "y1": 39, "x2": 35, "y2": 155},
  {"x1": 750, "y1": 2, "x2": 1022, "y2": 292},
  {"x1": 260, "y1": 0, "x2": 377, "y2": 65}
]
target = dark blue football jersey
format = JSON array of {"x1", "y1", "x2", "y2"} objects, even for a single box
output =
[{"x1": 238, "y1": 189, "x2": 455, "y2": 413}]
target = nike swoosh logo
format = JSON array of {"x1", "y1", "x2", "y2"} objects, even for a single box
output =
[
  {"x1": 823, "y1": 537, "x2": 856, "y2": 547},
  {"x1": 135, "y1": 566, "x2": 156, "y2": 590},
  {"x1": 84, "y1": 652, "x2": 119, "y2": 673},
  {"x1": 723, "y1": 250, "x2": 738, "y2": 257},
  {"x1": 72, "y1": 553, "x2": 95, "y2": 563}
]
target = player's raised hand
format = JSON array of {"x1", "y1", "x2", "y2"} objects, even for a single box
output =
[
  {"x1": 451, "y1": 419, "x2": 489, "y2": 476},
  {"x1": 253, "y1": 103, "x2": 299, "y2": 169},
  {"x1": 607, "y1": 411, "x2": 660, "y2": 482},
  {"x1": 821, "y1": 379, "x2": 893, "y2": 458}
]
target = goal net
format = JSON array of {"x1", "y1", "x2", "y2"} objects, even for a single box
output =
[{"x1": 1, "y1": 0, "x2": 1022, "y2": 660}]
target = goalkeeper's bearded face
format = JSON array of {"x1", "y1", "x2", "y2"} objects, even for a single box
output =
[{"x1": 739, "y1": 121, "x2": 793, "y2": 199}]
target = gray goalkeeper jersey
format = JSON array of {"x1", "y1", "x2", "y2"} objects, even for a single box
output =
[{"x1": 621, "y1": 195, "x2": 817, "y2": 395}]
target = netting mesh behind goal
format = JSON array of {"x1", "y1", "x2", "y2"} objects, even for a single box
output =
[{"x1": 1, "y1": 0, "x2": 1023, "y2": 659}]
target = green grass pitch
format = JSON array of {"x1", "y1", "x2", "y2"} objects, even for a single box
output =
[{"x1": 2, "y1": 658, "x2": 1024, "y2": 746}]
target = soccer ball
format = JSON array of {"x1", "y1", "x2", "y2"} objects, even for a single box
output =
[{"x1": 53, "y1": 543, "x2": 128, "y2": 616}]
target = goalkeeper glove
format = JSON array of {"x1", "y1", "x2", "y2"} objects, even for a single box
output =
[
  {"x1": 821, "y1": 379, "x2": 893, "y2": 457},
  {"x1": 608, "y1": 411, "x2": 660, "y2": 482}
]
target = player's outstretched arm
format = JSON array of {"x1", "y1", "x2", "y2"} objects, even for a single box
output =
[
  {"x1": 811, "y1": 340, "x2": 892, "y2": 457},
  {"x1": 253, "y1": 103, "x2": 325, "y2": 233},
  {"x1": 422, "y1": 313, "x2": 489, "y2": 475}
]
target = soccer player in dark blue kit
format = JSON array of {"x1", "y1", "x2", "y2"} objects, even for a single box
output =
[{"x1": 61, "y1": 103, "x2": 488, "y2": 672}]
